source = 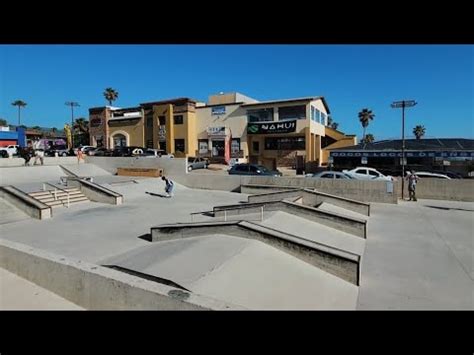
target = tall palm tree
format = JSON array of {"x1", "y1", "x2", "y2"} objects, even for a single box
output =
[
  {"x1": 103, "y1": 88, "x2": 119, "y2": 106},
  {"x1": 331, "y1": 122, "x2": 339, "y2": 130},
  {"x1": 413, "y1": 125, "x2": 426, "y2": 140},
  {"x1": 358, "y1": 108, "x2": 375, "y2": 142},
  {"x1": 11, "y1": 100, "x2": 27, "y2": 126},
  {"x1": 362, "y1": 133, "x2": 375, "y2": 144},
  {"x1": 73, "y1": 118, "x2": 90, "y2": 146}
]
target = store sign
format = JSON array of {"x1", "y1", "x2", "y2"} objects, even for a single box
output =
[
  {"x1": 90, "y1": 117, "x2": 102, "y2": 127},
  {"x1": 330, "y1": 151, "x2": 474, "y2": 158},
  {"x1": 247, "y1": 120, "x2": 297, "y2": 134},
  {"x1": 211, "y1": 106, "x2": 226, "y2": 115},
  {"x1": 207, "y1": 126, "x2": 226, "y2": 135}
]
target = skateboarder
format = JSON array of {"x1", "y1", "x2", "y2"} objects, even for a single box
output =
[{"x1": 162, "y1": 176, "x2": 174, "y2": 197}]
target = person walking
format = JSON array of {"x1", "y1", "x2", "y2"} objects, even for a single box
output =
[
  {"x1": 162, "y1": 176, "x2": 174, "y2": 197},
  {"x1": 33, "y1": 149, "x2": 44, "y2": 165},
  {"x1": 77, "y1": 148, "x2": 84, "y2": 164},
  {"x1": 406, "y1": 170, "x2": 419, "y2": 201}
]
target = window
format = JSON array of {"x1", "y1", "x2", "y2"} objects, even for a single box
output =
[
  {"x1": 235, "y1": 165, "x2": 249, "y2": 172},
  {"x1": 175, "y1": 139, "x2": 185, "y2": 153},
  {"x1": 355, "y1": 169, "x2": 367, "y2": 175},
  {"x1": 252, "y1": 141, "x2": 260, "y2": 153},
  {"x1": 198, "y1": 139, "x2": 208, "y2": 154},
  {"x1": 278, "y1": 105, "x2": 306, "y2": 120},
  {"x1": 311, "y1": 106, "x2": 315, "y2": 121},
  {"x1": 320, "y1": 112, "x2": 327, "y2": 125},
  {"x1": 264, "y1": 137, "x2": 305, "y2": 150},
  {"x1": 247, "y1": 108, "x2": 274, "y2": 123},
  {"x1": 368, "y1": 170, "x2": 379, "y2": 177},
  {"x1": 174, "y1": 115, "x2": 184, "y2": 125},
  {"x1": 159, "y1": 116, "x2": 166, "y2": 125},
  {"x1": 231, "y1": 138, "x2": 240, "y2": 153},
  {"x1": 321, "y1": 173, "x2": 334, "y2": 179},
  {"x1": 113, "y1": 134, "x2": 126, "y2": 147}
]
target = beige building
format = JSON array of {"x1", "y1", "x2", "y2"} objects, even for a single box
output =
[{"x1": 89, "y1": 92, "x2": 356, "y2": 168}]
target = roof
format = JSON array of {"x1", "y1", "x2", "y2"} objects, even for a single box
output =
[
  {"x1": 241, "y1": 96, "x2": 331, "y2": 114},
  {"x1": 139, "y1": 97, "x2": 196, "y2": 107},
  {"x1": 329, "y1": 138, "x2": 474, "y2": 152}
]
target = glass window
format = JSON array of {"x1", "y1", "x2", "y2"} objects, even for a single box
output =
[
  {"x1": 231, "y1": 138, "x2": 240, "y2": 153},
  {"x1": 321, "y1": 173, "x2": 334, "y2": 179},
  {"x1": 198, "y1": 139, "x2": 208, "y2": 154},
  {"x1": 247, "y1": 109, "x2": 274, "y2": 123},
  {"x1": 355, "y1": 169, "x2": 367, "y2": 175},
  {"x1": 113, "y1": 134, "x2": 126, "y2": 147},
  {"x1": 175, "y1": 139, "x2": 185, "y2": 153},
  {"x1": 174, "y1": 115, "x2": 184, "y2": 125},
  {"x1": 278, "y1": 105, "x2": 306, "y2": 120},
  {"x1": 252, "y1": 141, "x2": 260, "y2": 153},
  {"x1": 320, "y1": 112, "x2": 327, "y2": 125},
  {"x1": 368, "y1": 170, "x2": 379, "y2": 176},
  {"x1": 264, "y1": 137, "x2": 305, "y2": 150},
  {"x1": 235, "y1": 165, "x2": 248, "y2": 172}
]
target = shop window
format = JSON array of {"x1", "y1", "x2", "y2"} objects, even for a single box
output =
[
  {"x1": 247, "y1": 109, "x2": 274, "y2": 123},
  {"x1": 174, "y1": 115, "x2": 184, "y2": 125},
  {"x1": 231, "y1": 138, "x2": 240, "y2": 153},
  {"x1": 264, "y1": 137, "x2": 305, "y2": 150},
  {"x1": 278, "y1": 105, "x2": 306, "y2": 120},
  {"x1": 175, "y1": 139, "x2": 185, "y2": 153},
  {"x1": 113, "y1": 134, "x2": 127, "y2": 147},
  {"x1": 198, "y1": 139, "x2": 208, "y2": 154}
]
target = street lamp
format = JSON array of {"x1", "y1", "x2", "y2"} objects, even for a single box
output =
[
  {"x1": 391, "y1": 100, "x2": 417, "y2": 200},
  {"x1": 65, "y1": 101, "x2": 80, "y2": 148}
]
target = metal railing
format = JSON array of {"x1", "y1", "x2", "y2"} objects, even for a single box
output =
[{"x1": 42, "y1": 182, "x2": 71, "y2": 208}]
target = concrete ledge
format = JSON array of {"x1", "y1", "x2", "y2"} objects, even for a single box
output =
[
  {"x1": 68, "y1": 179, "x2": 123, "y2": 205},
  {"x1": 0, "y1": 238, "x2": 243, "y2": 310},
  {"x1": 241, "y1": 184, "x2": 301, "y2": 195},
  {"x1": 213, "y1": 200, "x2": 367, "y2": 238},
  {"x1": 246, "y1": 188, "x2": 304, "y2": 203},
  {"x1": 302, "y1": 189, "x2": 371, "y2": 216},
  {"x1": 0, "y1": 186, "x2": 52, "y2": 219},
  {"x1": 151, "y1": 221, "x2": 361, "y2": 285}
]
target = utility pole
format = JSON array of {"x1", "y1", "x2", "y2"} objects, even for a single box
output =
[
  {"x1": 65, "y1": 101, "x2": 80, "y2": 148},
  {"x1": 391, "y1": 100, "x2": 417, "y2": 200}
]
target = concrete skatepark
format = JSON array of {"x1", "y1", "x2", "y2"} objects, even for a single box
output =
[{"x1": 1, "y1": 157, "x2": 473, "y2": 310}]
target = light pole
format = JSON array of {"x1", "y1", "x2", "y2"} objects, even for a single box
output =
[
  {"x1": 391, "y1": 100, "x2": 417, "y2": 200},
  {"x1": 65, "y1": 101, "x2": 80, "y2": 148}
]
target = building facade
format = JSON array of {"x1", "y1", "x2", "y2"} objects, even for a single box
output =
[{"x1": 89, "y1": 92, "x2": 357, "y2": 168}]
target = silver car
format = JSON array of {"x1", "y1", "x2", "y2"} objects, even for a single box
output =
[
  {"x1": 306, "y1": 171, "x2": 354, "y2": 179},
  {"x1": 187, "y1": 157, "x2": 209, "y2": 171}
]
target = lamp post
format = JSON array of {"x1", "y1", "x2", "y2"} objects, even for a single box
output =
[
  {"x1": 391, "y1": 100, "x2": 417, "y2": 200},
  {"x1": 65, "y1": 101, "x2": 80, "y2": 148}
]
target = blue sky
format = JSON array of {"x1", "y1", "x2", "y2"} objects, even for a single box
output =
[{"x1": 1, "y1": 45, "x2": 472, "y2": 140}]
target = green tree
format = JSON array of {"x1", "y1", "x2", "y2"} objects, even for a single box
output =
[
  {"x1": 362, "y1": 133, "x2": 375, "y2": 144},
  {"x1": 331, "y1": 122, "x2": 339, "y2": 130},
  {"x1": 0, "y1": 118, "x2": 7, "y2": 126},
  {"x1": 413, "y1": 125, "x2": 426, "y2": 140},
  {"x1": 358, "y1": 108, "x2": 375, "y2": 142},
  {"x1": 103, "y1": 88, "x2": 119, "y2": 106},
  {"x1": 73, "y1": 118, "x2": 90, "y2": 146},
  {"x1": 11, "y1": 100, "x2": 27, "y2": 126},
  {"x1": 32, "y1": 125, "x2": 41, "y2": 130}
]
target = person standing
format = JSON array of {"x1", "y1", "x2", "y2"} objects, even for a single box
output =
[
  {"x1": 406, "y1": 170, "x2": 419, "y2": 201},
  {"x1": 161, "y1": 176, "x2": 174, "y2": 197},
  {"x1": 77, "y1": 148, "x2": 84, "y2": 164}
]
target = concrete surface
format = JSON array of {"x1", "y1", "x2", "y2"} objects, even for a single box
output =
[
  {"x1": 0, "y1": 157, "x2": 79, "y2": 167},
  {"x1": 357, "y1": 199, "x2": 473, "y2": 309},
  {"x1": 103, "y1": 235, "x2": 359, "y2": 310},
  {"x1": 1, "y1": 165, "x2": 65, "y2": 185},
  {"x1": 0, "y1": 197, "x2": 30, "y2": 224},
  {"x1": 404, "y1": 179, "x2": 474, "y2": 202},
  {"x1": 0, "y1": 267, "x2": 84, "y2": 310},
  {"x1": 0, "y1": 186, "x2": 52, "y2": 220}
]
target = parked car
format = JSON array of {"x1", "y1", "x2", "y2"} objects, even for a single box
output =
[
  {"x1": 429, "y1": 170, "x2": 462, "y2": 179},
  {"x1": 306, "y1": 171, "x2": 354, "y2": 179},
  {"x1": 141, "y1": 149, "x2": 174, "y2": 158},
  {"x1": 0, "y1": 145, "x2": 19, "y2": 157},
  {"x1": 342, "y1": 167, "x2": 393, "y2": 181},
  {"x1": 187, "y1": 157, "x2": 209, "y2": 171},
  {"x1": 407, "y1": 171, "x2": 451, "y2": 180},
  {"x1": 74, "y1": 145, "x2": 96, "y2": 155},
  {"x1": 88, "y1": 147, "x2": 112, "y2": 156},
  {"x1": 112, "y1": 146, "x2": 145, "y2": 157},
  {"x1": 45, "y1": 145, "x2": 70, "y2": 157},
  {"x1": 228, "y1": 163, "x2": 282, "y2": 176}
]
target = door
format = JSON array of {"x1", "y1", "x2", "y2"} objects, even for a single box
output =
[{"x1": 212, "y1": 140, "x2": 225, "y2": 157}]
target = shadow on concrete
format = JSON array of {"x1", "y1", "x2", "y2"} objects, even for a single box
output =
[
  {"x1": 425, "y1": 205, "x2": 474, "y2": 212},
  {"x1": 145, "y1": 192, "x2": 169, "y2": 198},
  {"x1": 137, "y1": 233, "x2": 152, "y2": 242}
]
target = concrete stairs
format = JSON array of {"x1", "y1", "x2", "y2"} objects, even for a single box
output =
[{"x1": 28, "y1": 187, "x2": 89, "y2": 208}]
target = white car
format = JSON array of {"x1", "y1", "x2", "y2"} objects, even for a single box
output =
[
  {"x1": 0, "y1": 144, "x2": 19, "y2": 157},
  {"x1": 343, "y1": 167, "x2": 393, "y2": 181},
  {"x1": 407, "y1": 171, "x2": 451, "y2": 180}
]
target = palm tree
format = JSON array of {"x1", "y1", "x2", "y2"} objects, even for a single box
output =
[
  {"x1": 11, "y1": 100, "x2": 27, "y2": 126},
  {"x1": 362, "y1": 133, "x2": 375, "y2": 144},
  {"x1": 0, "y1": 118, "x2": 7, "y2": 126},
  {"x1": 327, "y1": 116, "x2": 333, "y2": 126},
  {"x1": 73, "y1": 118, "x2": 90, "y2": 146},
  {"x1": 103, "y1": 88, "x2": 119, "y2": 106},
  {"x1": 331, "y1": 122, "x2": 339, "y2": 130},
  {"x1": 413, "y1": 125, "x2": 426, "y2": 140},
  {"x1": 358, "y1": 108, "x2": 375, "y2": 142}
]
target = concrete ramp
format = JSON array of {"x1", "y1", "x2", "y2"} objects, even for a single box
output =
[
  {"x1": 0, "y1": 166, "x2": 64, "y2": 186},
  {"x1": 0, "y1": 198, "x2": 30, "y2": 224},
  {"x1": 102, "y1": 236, "x2": 359, "y2": 310},
  {"x1": 318, "y1": 202, "x2": 369, "y2": 221}
]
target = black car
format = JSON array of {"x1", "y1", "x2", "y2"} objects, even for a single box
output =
[
  {"x1": 44, "y1": 145, "x2": 71, "y2": 157},
  {"x1": 112, "y1": 146, "x2": 145, "y2": 157},
  {"x1": 228, "y1": 163, "x2": 282, "y2": 176}
]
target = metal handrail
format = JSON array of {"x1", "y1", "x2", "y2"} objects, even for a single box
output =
[
  {"x1": 42, "y1": 182, "x2": 71, "y2": 208},
  {"x1": 190, "y1": 206, "x2": 264, "y2": 222}
]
